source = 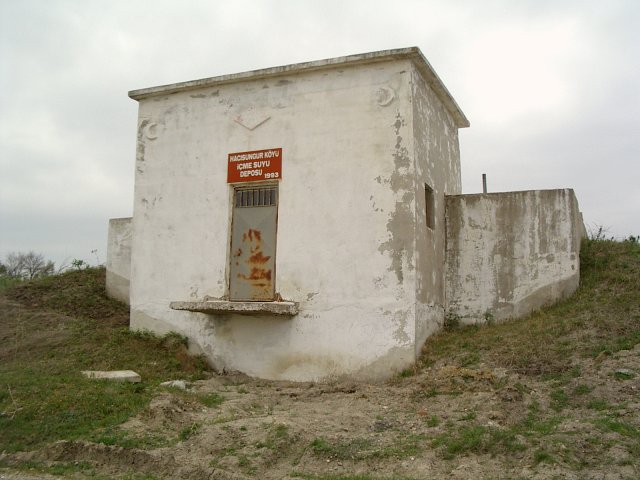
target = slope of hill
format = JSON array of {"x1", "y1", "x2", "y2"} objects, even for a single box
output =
[{"x1": 1, "y1": 238, "x2": 638, "y2": 479}]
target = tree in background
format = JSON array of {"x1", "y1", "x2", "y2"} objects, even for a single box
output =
[
  {"x1": 3, "y1": 252, "x2": 25, "y2": 278},
  {"x1": 0, "y1": 251, "x2": 55, "y2": 280}
]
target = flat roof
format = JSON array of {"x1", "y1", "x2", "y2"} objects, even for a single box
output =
[{"x1": 128, "y1": 47, "x2": 469, "y2": 128}]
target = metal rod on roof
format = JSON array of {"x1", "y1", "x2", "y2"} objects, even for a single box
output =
[{"x1": 482, "y1": 173, "x2": 487, "y2": 193}]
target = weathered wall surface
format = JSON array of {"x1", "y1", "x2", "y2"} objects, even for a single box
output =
[
  {"x1": 411, "y1": 64, "x2": 462, "y2": 355},
  {"x1": 106, "y1": 217, "x2": 132, "y2": 305},
  {"x1": 129, "y1": 60, "x2": 430, "y2": 381},
  {"x1": 445, "y1": 189, "x2": 584, "y2": 324}
]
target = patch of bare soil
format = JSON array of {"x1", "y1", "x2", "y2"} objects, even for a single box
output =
[{"x1": 7, "y1": 347, "x2": 638, "y2": 480}]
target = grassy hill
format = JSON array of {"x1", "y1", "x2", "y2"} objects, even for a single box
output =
[
  {"x1": 0, "y1": 268, "x2": 210, "y2": 453},
  {"x1": 0, "y1": 237, "x2": 638, "y2": 479},
  {"x1": 421, "y1": 236, "x2": 640, "y2": 376}
]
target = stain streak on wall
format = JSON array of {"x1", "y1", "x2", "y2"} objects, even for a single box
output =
[{"x1": 445, "y1": 189, "x2": 584, "y2": 324}]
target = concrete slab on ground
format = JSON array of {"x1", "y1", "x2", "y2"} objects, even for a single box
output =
[{"x1": 81, "y1": 370, "x2": 141, "y2": 382}]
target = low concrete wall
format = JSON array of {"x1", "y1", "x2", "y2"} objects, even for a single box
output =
[
  {"x1": 445, "y1": 189, "x2": 584, "y2": 324},
  {"x1": 106, "y1": 217, "x2": 132, "y2": 305}
]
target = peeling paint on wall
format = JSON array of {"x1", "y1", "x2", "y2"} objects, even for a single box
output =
[
  {"x1": 378, "y1": 201, "x2": 414, "y2": 284},
  {"x1": 378, "y1": 112, "x2": 415, "y2": 284},
  {"x1": 136, "y1": 119, "x2": 149, "y2": 175},
  {"x1": 389, "y1": 113, "x2": 412, "y2": 194},
  {"x1": 388, "y1": 308, "x2": 411, "y2": 344}
]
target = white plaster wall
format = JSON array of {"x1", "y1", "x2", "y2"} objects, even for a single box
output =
[
  {"x1": 106, "y1": 217, "x2": 132, "y2": 304},
  {"x1": 445, "y1": 189, "x2": 583, "y2": 323},
  {"x1": 130, "y1": 60, "x2": 428, "y2": 380},
  {"x1": 411, "y1": 65, "x2": 462, "y2": 354}
]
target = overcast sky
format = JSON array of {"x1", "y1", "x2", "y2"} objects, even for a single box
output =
[{"x1": 1, "y1": 0, "x2": 638, "y2": 268}]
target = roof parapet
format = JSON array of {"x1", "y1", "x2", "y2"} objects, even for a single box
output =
[{"x1": 128, "y1": 47, "x2": 469, "y2": 128}]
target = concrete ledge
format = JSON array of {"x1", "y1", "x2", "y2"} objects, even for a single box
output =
[{"x1": 170, "y1": 300, "x2": 299, "y2": 316}]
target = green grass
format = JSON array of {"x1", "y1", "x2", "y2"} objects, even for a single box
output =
[
  {"x1": 520, "y1": 404, "x2": 562, "y2": 436},
  {"x1": 179, "y1": 422, "x2": 202, "y2": 441},
  {"x1": 91, "y1": 427, "x2": 171, "y2": 449},
  {"x1": 426, "y1": 415, "x2": 439, "y2": 427},
  {"x1": 612, "y1": 370, "x2": 635, "y2": 380},
  {"x1": 550, "y1": 388, "x2": 570, "y2": 411},
  {"x1": 398, "y1": 368, "x2": 416, "y2": 378},
  {"x1": 572, "y1": 384, "x2": 592, "y2": 395},
  {"x1": 586, "y1": 398, "x2": 614, "y2": 411},
  {"x1": 533, "y1": 449, "x2": 555, "y2": 464},
  {"x1": 431, "y1": 424, "x2": 525, "y2": 459},
  {"x1": 0, "y1": 275, "x2": 22, "y2": 291},
  {"x1": 310, "y1": 437, "x2": 334, "y2": 455},
  {"x1": 430, "y1": 400, "x2": 569, "y2": 460},
  {"x1": 292, "y1": 475, "x2": 417, "y2": 480},
  {"x1": 310, "y1": 434, "x2": 425, "y2": 461},
  {"x1": 197, "y1": 392, "x2": 225, "y2": 408},
  {"x1": 0, "y1": 459, "x2": 96, "y2": 477},
  {"x1": 593, "y1": 416, "x2": 640, "y2": 439},
  {"x1": 0, "y1": 267, "x2": 211, "y2": 452},
  {"x1": 255, "y1": 423, "x2": 293, "y2": 450},
  {"x1": 0, "y1": 458, "x2": 160, "y2": 479},
  {"x1": 458, "y1": 410, "x2": 477, "y2": 421}
]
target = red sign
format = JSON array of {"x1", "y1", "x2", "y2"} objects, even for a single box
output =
[{"x1": 227, "y1": 148, "x2": 282, "y2": 183}]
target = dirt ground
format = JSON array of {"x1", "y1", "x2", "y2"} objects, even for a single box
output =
[
  {"x1": 1, "y1": 258, "x2": 639, "y2": 480},
  {"x1": 4, "y1": 343, "x2": 639, "y2": 479}
]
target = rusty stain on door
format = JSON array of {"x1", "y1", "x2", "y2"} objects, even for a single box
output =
[{"x1": 229, "y1": 186, "x2": 278, "y2": 301}]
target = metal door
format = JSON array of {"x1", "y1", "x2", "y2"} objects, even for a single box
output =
[{"x1": 229, "y1": 186, "x2": 278, "y2": 301}]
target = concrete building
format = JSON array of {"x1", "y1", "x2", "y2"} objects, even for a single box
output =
[{"x1": 107, "y1": 47, "x2": 584, "y2": 381}]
